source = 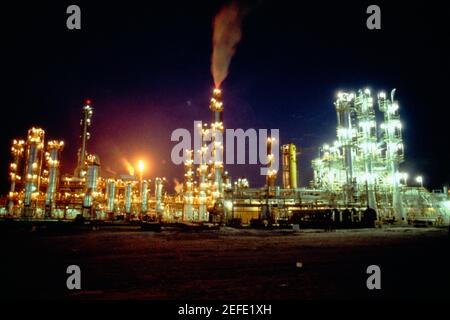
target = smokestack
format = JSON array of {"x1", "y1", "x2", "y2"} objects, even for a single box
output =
[{"x1": 210, "y1": 88, "x2": 224, "y2": 203}]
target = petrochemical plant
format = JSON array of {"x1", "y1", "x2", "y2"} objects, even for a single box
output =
[{"x1": 1, "y1": 87, "x2": 449, "y2": 228}]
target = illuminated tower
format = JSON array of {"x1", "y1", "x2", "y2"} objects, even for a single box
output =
[
  {"x1": 282, "y1": 144, "x2": 298, "y2": 189},
  {"x1": 137, "y1": 160, "x2": 148, "y2": 215},
  {"x1": 209, "y1": 88, "x2": 224, "y2": 203},
  {"x1": 106, "y1": 179, "x2": 116, "y2": 215},
  {"x1": 155, "y1": 177, "x2": 165, "y2": 220},
  {"x1": 197, "y1": 123, "x2": 209, "y2": 222},
  {"x1": 183, "y1": 149, "x2": 194, "y2": 221},
  {"x1": 354, "y1": 89, "x2": 378, "y2": 211},
  {"x1": 83, "y1": 154, "x2": 100, "y2": 218},
  {"x1": 45, "y1": 140, "x2": 64, "y2": 217},
  {"x1": 8, "y1": 139, "x2": 25, "y2": 215},
  {"x1": 23, "y1": 127, "x2": 45, "y2": 216},
  {"x1": 124, "y1": 182, "x2": 132, "y2": 217},
  {"x1": 74, "y1": 99, "x2": 93, "y2": 178},
  {"x1": 266, "y1": 136, "x2": 277, "y2": 188},
  {"x1": 378, "y1": 89, "x2": 405, "y2": 222},
  {"x1": 262, "y1": 135, "x2": 277, "y2": 222},
  {"x1": 335, "y1": 92, "x2": 356, "y2": 203},
  {"x1": 140, "y1": 180, "x2": 148, "y2": 214}
]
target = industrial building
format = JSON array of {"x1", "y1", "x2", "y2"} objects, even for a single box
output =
[{"x1": 1, "y1": 88, "x2": 449, "y2": 228}]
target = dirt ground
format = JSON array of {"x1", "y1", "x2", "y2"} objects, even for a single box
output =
[{"x1": 1, "y1": 226, "x2": 449, "y2": 300}]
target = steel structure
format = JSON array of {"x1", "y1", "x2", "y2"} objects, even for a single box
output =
[{"x1": 1, "y1": 89, "x2": 449, "y2": 227}]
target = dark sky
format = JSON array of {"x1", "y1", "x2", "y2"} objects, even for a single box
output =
[{"x1": 1, "y1": 0, "x2": 449, "y2": 193}]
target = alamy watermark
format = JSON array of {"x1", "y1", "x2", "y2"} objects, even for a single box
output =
[
  {"x1": 366, "y1": 265, "x2": 381, "y2": 290},
  {"x1": 66, "y1": 265, "x2": 81, "y2": 290},
  {"x1": 171, "y1": 121, "x2": 279, "y2": 176},
  {"x1": 66, "y1": 5, "x2": 81, "y2": 30}
]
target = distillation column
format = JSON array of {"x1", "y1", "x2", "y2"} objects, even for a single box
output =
[
  {"x1": 335, "y1": 92, "x2": 356, "y2": 204},
  {"x1": 23, "y1": 128, "x2": 45, "y2": 217},
  {"x1": 83, "y1": 154, "x2": 100, "y2": 219},
  {"x1": 282, "y1": 144, "x2": 298, "y2": 189},
  {"x1": 209, "y1": 88, "x2": 224, "y2": 213},
  {"x1": 354, "y1": 89, "x2": 378, "y2": 211},
  {"x1": 124, "y1": 182, "x2": 132, "y2": 218},
  {"x1": 140, "y1": 180, "x2": 148, "y2": 215},
  {"x1": 8, "y1": 139, "x2": 25, "y2": 215},
  {"x1": 197, "y1": 123, "x2": 209, "y2": 221},
  {"x1": 378, "y1": 89, "x2": 405, "y2": 222},
  {"x1": 183, "y1": 149, "x2": 194, "y2": 221},
  {"x1": 74, "y1": 100, "x2": 93, "y2": 178},
  {"x1": 262, "y1": 136, "x2": 277, "y2": 221},
  {"x1": 266, "y1": 136, "x2": 277, "y2": 188},
  {"x1": 45, "y1": 140, "x2": 64, "y2": 217},
  {"x1": 155, "y1": 177, "x2": 164, "y2": 220},
  {"x1": 106, "y1": 179, "x2": 116, "y2": 217}
]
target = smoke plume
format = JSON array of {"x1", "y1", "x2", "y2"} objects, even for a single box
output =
[
  {"x1": 211, "y1": 1, "x2": 249, "y2": 88},
  {"x1": 121, "y1": 158, "x2": 135, "y2": 176}
]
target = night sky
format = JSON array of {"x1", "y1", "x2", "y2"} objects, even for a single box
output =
[{"x1": 1, "y1": 0, "x2": 449, "y2": 193}]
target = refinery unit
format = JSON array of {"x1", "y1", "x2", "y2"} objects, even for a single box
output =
[{"x1": 1, "y1": 87, "x2": 449, "y2": 228}]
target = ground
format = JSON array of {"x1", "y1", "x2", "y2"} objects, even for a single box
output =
[{"x1": 1, "y1": 226, "x2": 449, "y2": 300}]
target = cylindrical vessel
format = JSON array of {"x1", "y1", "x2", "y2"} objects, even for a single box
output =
[
  {"x1": 281, "y1": 144, "x2": 298, "y2": 189},
  {"x1": 378, "y1": 90, "x2": 404, "y2": 222},
  {"x1": 140, "y1": 180, "x2": 148, "y2": 213},
  {"x1": 24, "y1": 128, "x2": 45, "y2": 209},
  {"x1": 183, "y1": 150, "x2": 194, "y2": 221},
  {"x1": 125, "y1": 182, "x2": 132, "y2": 214},
  {"x1": 106, "y1": 180, "x2": 116, "y2": 213},
  {"x1": 75, "y1": 100, "x2": 93, "y2": 178},
  {"x1": 289, "y1": 144, "x2": 298, "y2": 189},
  {"x1": 282, "y1": 145, "x2": 290, "y2": 188},
  {"x1": 155, "y1": 177, "x2": 164, "y2": 217},
  {"x1": 8, "y1": 139, "x2": 25, "y2": 214},
  {"x1": 334, "y1": 93, "x2": 355, "y2": 202},
  {"x1": 266, "y1": 137, "x2": 277, "y2": 188},
  {"x1": 83, "y1": 155, "x2": 100, "y2": 210},
  {"x1": 45, "y1": 140, "x2": 64, "y2": 215}
]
